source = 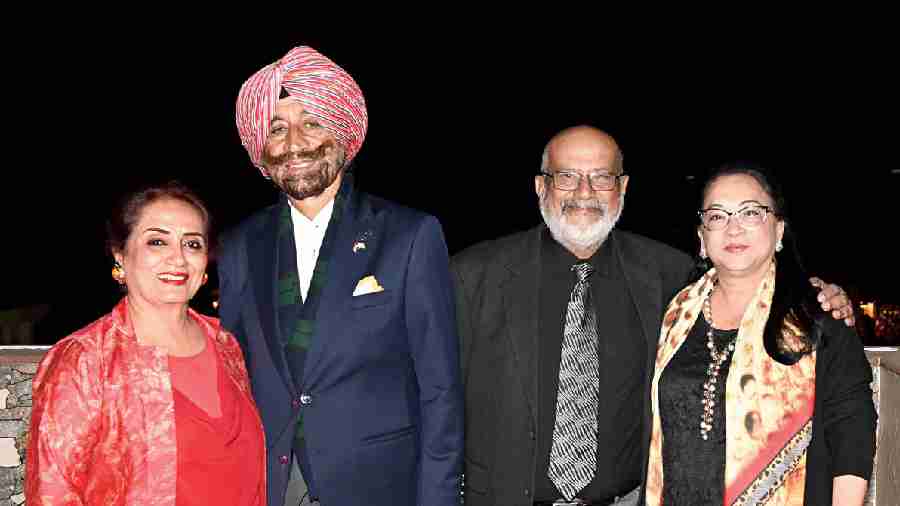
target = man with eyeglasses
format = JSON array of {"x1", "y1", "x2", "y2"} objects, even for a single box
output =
[{"x1": 451, "y1": 125, "x2": 853, "y2": 506}]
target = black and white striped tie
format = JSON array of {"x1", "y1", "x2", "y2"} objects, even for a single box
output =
[{"x1": 548, "y1": 262, "x2": 599, "y2": 501}]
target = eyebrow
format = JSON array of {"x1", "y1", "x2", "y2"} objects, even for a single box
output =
[
  {"x1": 707, "y1": 199, "x2": 767, "y2": 209},
  {"x1": 143, "y1": 228, "x2": 205, "y2": 238},
  {"x1": 553, "y1": 168, "x2": 619, "y2": 174}
]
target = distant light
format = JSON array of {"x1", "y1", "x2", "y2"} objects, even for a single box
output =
[
  {"x1": 686, "y1": 175, "x2": 696, "y2": 181},
  {"x1": 860, "y1": 302, "x2": 876, "y2": 319},
  {"x1": 891, "y1": 169, "x2": 899, "y2": 175}
]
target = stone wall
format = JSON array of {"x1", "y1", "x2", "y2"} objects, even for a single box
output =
[
  {"x1": 867, "y1": 350, "x2": 900, "y2": 506},
  {"x1": 0, "y1": 349, "x2": 43, "y2": 506}
]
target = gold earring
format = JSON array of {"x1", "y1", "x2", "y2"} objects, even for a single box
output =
[{"x1": 112, "y1": 262, "x2": 126, "y2": 285}]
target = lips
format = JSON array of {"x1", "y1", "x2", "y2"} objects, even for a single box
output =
[
  {"x1": 158, "y1": 272, "x2": 189, "y2": 285},
  {"x1": 724, "y1": 244, "x2": 749, "y2": 253}
]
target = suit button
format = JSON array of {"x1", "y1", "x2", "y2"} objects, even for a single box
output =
[
  {"x1": 529, "y1": 430, "x2": 535, "y2": 440},
  {"x1": 524, "y1": 488, "x2": 530, "y2": 497},
  {"x1": 279, "y1": 455, "x2": 289, "y2": 465},
  {"x1": 300, "y1": 393, "x2": 312, "y2": 405}
]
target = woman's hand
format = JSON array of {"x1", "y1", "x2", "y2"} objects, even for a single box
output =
[{"x1": 832, "y1": 474, "x2": 867, "y2": 506}]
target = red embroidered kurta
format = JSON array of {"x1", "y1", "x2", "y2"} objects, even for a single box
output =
[{"x1": 25, "y1": 298, "x2": 266, "y2": 506}]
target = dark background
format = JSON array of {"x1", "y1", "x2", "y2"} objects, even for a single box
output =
[{"x1": 4, "y1": 24, "x2": 897, "y2": 343}]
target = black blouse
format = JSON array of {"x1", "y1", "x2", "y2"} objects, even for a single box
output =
[
  {"x1": 657, "y1": 314, "x2": 876, "y2": 505},
  {"x1": 659, "y1": 314, "x2": 736, "y2": 505}
]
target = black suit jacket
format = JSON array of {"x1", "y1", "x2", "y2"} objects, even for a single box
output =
[{"x1": 451, "y1": 226, "x2": 692, "y2": 506}]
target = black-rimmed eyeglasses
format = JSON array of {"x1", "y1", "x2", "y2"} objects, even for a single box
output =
[{"x1": 540, "y1": 170, "x2": 626, "y2": 191}]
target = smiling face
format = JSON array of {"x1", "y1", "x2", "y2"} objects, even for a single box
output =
[
  {"x1": 535, "y1": 127, "x2": 628, "y2": 256},
  {"x1": 114, "y1": 198, "x2": 208, "y2": 309},
  {"x1": 261, "y1": 98, "x2": 346, "y2": 202},
  {"x1": 699, "y1": 173, "x2": 785, "y2": 282}
]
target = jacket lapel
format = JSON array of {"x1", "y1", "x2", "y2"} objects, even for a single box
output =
[
  {"x1": 247, "y1": 203, "x2": 296, "y2": 394},
  {"x1": 500, "y1": 226, "x2": 543, "y2": 426},
  {"x1": 612, "y1": 230, "x2": 664, "y2": 485},
  {"x1": 301, "y1": 188, "x2": 378, "y2": 387},
  {"x1": 612, "y1": 231, "x2": 663, "y2": 365}
]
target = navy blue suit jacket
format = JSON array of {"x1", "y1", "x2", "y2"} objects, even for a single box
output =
[{"x1": 217, "y1": 186, "x2": 463, "y2": 506}]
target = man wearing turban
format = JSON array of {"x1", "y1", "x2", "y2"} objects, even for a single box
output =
[{"x1": 218, "y1": 46, "x2": 463, "y2": 506}]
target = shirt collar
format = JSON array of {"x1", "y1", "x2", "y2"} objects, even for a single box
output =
[
  {"x1": 289, "y1": 197, "x2": 335, "y2": 237},
  {"x1": 541, "y1": 227, "x2": 618, "y2": 279}
]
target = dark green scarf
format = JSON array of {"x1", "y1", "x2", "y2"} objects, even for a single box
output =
[{"x1": 276, "y1": 175, "x2": 352, "y2": 445}]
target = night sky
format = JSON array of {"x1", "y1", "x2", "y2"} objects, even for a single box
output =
[{"x1": 5, "y1": 25, "x2": 898, "y2": 343}]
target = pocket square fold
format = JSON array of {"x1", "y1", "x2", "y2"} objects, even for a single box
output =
[{"x1": 353, "y1": 275, "x2": 384, "y2": 296}]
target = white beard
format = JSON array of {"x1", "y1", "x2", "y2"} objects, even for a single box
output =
[{"x1": 540, "y1": 193, "x2": 624, "y2": 253}]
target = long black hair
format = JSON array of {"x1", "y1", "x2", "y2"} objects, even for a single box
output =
[{"x1": 691, "y1": 162, "x2": 825, "y2": 364}]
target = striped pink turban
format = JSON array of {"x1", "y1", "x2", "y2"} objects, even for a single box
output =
[{"x1": 236, "y1": 46, "x2": 368, "y2": 175}]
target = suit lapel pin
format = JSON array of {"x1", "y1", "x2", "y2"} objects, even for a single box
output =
[{"x1": 353, "y1": 230, "x2": 374, "y2": 253}]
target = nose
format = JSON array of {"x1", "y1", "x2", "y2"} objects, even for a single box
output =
[
  {"x1": 573, "y1": 174, "x2": 595, "y2": 199},
  {"x1": 285, "y1": 126, "x2": 315, "y2": 152},
  {"x1": 168, "y1": 244, "x2": 187, "y2": 266},
  {"x1": 725, "y1": 215, "x2": 746, "y2": 235}
]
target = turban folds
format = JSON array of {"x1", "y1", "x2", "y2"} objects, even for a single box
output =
[{"x1": 236, "y1": 46, "x2": 368, "y2": 174}]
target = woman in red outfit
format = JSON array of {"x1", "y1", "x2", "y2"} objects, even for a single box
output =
[{"x1": 26, "y1": 181, "x2": 265, "y2": 506}]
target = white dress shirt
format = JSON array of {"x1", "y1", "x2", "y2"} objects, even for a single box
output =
[{"x1": 289, "y1": 198, "x2": 335, "y2": 301}]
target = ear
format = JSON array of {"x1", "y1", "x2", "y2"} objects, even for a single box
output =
[
  {"x1": 618, "y1": 174, "x2": 630, "y2": 195},
  {"x1": 535, "y1": 175, "x2": 546, "y2": 200},
  {"x1": 257, "y1": 154, "x2": 275, "y2": 178},
  {"x1": 697, "y1": 228, "x2": 706, "y2": 256},
  {"x1": 777, "y1": 220, "x2": 786, "y2": 246},
  {"x1": 113, "y1": 251, "x2": 125, "y2": 268}
]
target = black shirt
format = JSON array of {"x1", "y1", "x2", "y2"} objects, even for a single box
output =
[
  {"x1": 659, "y1": 314, "x2": 736, "y2": 505},
  {"x1": 533, "y1": 230, "x2": 646, "y2": 502}
]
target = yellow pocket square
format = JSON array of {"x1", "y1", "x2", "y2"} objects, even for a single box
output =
[{"x1": 353, "y1": 275, "x2": 384, "y2": 296}]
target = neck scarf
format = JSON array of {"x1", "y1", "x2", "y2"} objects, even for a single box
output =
[
  {"x1": 646, "y1": 262, "x2": 816, "y2": 505},
  {"x1": 277, "y1": 175, "x2": 352, "y2": 441}
]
